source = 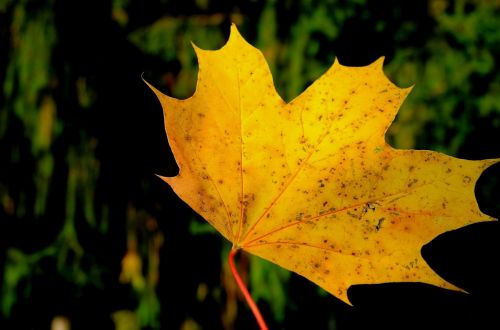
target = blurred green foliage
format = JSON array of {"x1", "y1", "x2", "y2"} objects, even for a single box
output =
[
  {"x1": 1, "y1": 0, "x2": 498, "y2": 329},
  {"x1": 387, "y1": 0, "x2": 500, "y2": 153}
]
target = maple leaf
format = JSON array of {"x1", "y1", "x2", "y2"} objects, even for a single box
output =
[{"x1": 146, "y1": 24, "x2": 498, "y2": 304}]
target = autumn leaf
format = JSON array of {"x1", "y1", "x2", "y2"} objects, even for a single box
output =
[{"x1": 146, "y1": 24, "x2": 498, "y2": 305}]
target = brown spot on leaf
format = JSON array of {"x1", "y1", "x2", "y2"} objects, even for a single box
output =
[{"x1": 375, "y1": 218, "x2": 385, "y2": 231}]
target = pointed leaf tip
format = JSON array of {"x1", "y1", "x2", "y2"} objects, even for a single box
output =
[
  {"x1": 142, "y1": 77, "x2": 162, "y2": 97},
  {"x1": 229, "y1": 23, "x2": 245, "y2": 41},
  {"x1": 374, "y1": 56, "x2": 385, "y2": 67},
  {"x1": 190, "y1": 40, "x2": 200, "y2": 51},
  {"x1": 230, "y1": 22, "x2": 239, "y2": 34},
  {"x1": 142, "y1": 77, "x2": 179, "y2": 108},
  {"x1": 190, "y1": 23, "x2": 245, "y2": 55}
]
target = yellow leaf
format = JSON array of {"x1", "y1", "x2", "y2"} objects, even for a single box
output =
[{"x1": 146, "y1": 24, "x2": 499, "y2": 304}]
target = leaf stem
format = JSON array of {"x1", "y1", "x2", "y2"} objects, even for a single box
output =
[{"x1": 228, "y1": 248, "x2": 269, "y2": 330}]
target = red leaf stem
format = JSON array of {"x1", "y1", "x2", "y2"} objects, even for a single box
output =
[{"x1": 228, "y1": 248, "x2": 269, "y2": 330}]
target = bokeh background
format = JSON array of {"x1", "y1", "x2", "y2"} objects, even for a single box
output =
[{"x1": 1, "y1": 0, "x2": 499, "y2": 329}]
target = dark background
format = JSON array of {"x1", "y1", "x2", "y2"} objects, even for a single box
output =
[{"x1": 1, "y1": 0, "x2": 499, "y2": 329}]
